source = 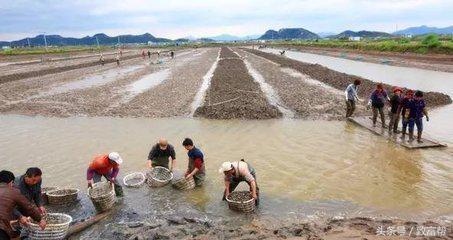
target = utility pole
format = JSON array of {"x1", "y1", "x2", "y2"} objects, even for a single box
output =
[
  {"x1": 27, "y1": 38, "x2": 31, "y2": 48},
  {"x1": 43, "y1": 33, "x2": 48, "y2": 52}
]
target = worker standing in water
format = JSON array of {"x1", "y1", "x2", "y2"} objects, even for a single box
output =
[
  {"x1": 388, "y1": 87, "x2": 403, "y2": 133},
  {"x1": 408, "y1": 90, "x2": 429, "y2": 143},
  {"x1": 344, "y1": 79, "x2": 362, "y2": 118},
  {"x1": 170, "y1": 51, "x2": 175, "y2": 59},
  {"x1": 147, "y1": 50, "x2": 151, "y2": 59},
  {"x1": 99, "y1": 54, "x2": 105, "y2": 66},
  {"x1": 182, "y1": 138, "x2": 205, "y2": 186},
  {"x1": 87, "y1": 152, "x2": 124, "y2": 196},
  {"x1": 220, "y1": 159, "x2": 259, "y2": 205},
  {"x1": 368, "y1": 83, "x2": 389, "y2": 127},
  {"x1": 147, "y1": 138, "x2": 176, "y2": 171},
  {"x1": 116, "y1": 53, "x2": 120, "y2": 66}
]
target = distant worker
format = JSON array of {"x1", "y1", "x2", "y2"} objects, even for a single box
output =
[
  {"x1": 119, "y1": 49, "x2": 123, "y2": 57},
  {"x1": 87, "y1": 152, "x2": 123, "y2": 196},
  {"x1": 147, "y1": 50, "x2": 151, "y2": 59},
  {"x1": 344, "y1": 79, "x2": 362, "y2": 118},
  {"x1": 0, "y1": 170, "x2": 46, "y2": 240},
  {"x1": 170, "y1": 51, "x2": 175, "y2": 59},
  {"x1": 13, "y1": 167, "x2": 46, "y2": 229},
  {"x1": 99, "y1": 54, "x2": 105, "y2": 66},
  {"x1": 388, "y1": 87, "x2": 403, "y2": 133},
  {"x1": 368, "y1": 83, "x2": 389, "y2": 127},
  {"x1": 398, "y1": 89, "x2": 414, "y2": 138},
  {"x1": 408, "y1": 91, "x2": 429, "y2": 143},
  {"x1": 142, "y1": 50, "x2": 146, "y2": 59},
  {"x1": 147, "y1": 139, "x2": 176, "y2": 171},
  {"x1": 116, "y1": 54, "x2": 120, "y2": 66},
  {"x1": 220, "y1": 159, "x2": 259, "y2": 205},
  {"x1": 279, "y1": 50, "x2": 286, "y2": 55},
  {"x1": 182, "y1": 138, "x2": 205, "y2": 186}
]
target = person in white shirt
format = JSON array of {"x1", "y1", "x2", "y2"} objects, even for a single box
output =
[{"x1": 219, "y1": 159, "x2": 259, "y2": 205}]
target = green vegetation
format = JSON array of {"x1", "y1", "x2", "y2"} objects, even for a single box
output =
[
  {"x1": 270, "y1": 35, "x2": 453, "y2": 54},
  {"x1": 0, "y1": 45, "x2": 114, "y2": 56}
]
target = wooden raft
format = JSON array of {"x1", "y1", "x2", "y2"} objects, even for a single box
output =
[{"x1": 348, "y1": 116, "x2": 447, "y2": 149}]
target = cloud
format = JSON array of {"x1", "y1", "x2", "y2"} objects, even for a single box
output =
[{"x1": 0, "y1": 0, "x2": 452, "y2": 40}]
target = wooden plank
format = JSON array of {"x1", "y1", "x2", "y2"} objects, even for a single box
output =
[{"x1": 348, "y1": 116, "x2": 447, "y2": 149}]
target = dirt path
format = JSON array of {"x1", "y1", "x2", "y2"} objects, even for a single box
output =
[
  {"x1": 242, "y1": 48, "x2": 452, "y2": 108},
  {"x1": 0, "y1": 49, "x2": 214, "y2": 117},
  {"x1": 277, "y1": 45, "x2": 453, "y2": 73},
  {"x1": 236, "y1": 49, "x2": 366, "y2": 119},
  {"x1": 194, "y1": 47, "x2": 282, "y2": 119}
]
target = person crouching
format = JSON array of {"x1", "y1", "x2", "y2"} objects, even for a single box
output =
[
  {"x1": 87, "y1": 152, "x2": 123, "y2": 196},
  {"x1": 220, "y1": 159, "x2": 259, "y2": 205}
]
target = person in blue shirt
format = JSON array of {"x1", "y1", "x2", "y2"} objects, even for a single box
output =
[
  {"x1": 183, "y1": 138, "x2": 205, "y2": 186},
  {"x1": 408, "y1": 91, "x2": 429, "y2": 143},
  {"x1": 368, "y1": 83, "x2": 390, "y2": 127}
]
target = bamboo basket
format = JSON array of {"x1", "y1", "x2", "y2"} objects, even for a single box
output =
[
  {"x1": 123, "y1": 172, "x2": 146, "y2": 188},
  {"x1": 88, "y1": 182, "x2": 116, "y2": 213},
  {"x1": 226, "y1": 191, "x2": 256, "y2": 213},
  {"x1": 46, "y1": 188, "x2": 79, "y2": 205},
  {"x1": 41, "y1": 187, "x2": 58, "y2": 204},
  {"x1": 26, "y1": 213, "x2": 72, "y2": 240},
  {"x1": 146, "y1": 167, "x2": 173, "y2": 187},
  {"x1": 172, "y1": 176, "x2": 195, "y2": 190}
]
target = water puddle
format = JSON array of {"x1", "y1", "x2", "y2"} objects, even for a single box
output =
[
  {"x1": 244, "y1": 60, "x2": 295, "y2": 118},
  {"x1": 281, "y1": 68, "x2": 343, "y2": 95},
  {"x1": 127, "y1": 69, "x2": 170, "y2": 96},
  {"x1": 190, "y1": 49, "x2": 221, "y2": 116}
]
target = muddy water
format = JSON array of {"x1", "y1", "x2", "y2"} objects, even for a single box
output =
[
  {"x1": 0, "y1": 115, "x2": 452, "y2": 221},
  {"x1": 262, "y1": 48, "x2": 453, "y2": 143}
]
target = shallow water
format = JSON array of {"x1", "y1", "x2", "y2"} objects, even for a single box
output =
[{"x1": 1, "y1": 115, "x2": 451, "y2": 221}]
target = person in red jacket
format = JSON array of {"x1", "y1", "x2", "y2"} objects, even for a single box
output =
[{"x1": 87, "y1": 152, "x2": 123, "y2": 196}]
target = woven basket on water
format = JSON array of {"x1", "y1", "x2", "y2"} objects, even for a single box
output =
[
  {"x1": 41, "y1": 187, "x2": 58, "y2": 204},
  {"x1": 123, "y1": 172, "x2": 146, "y2": 188},
  {"x1": 26, "y1": 213, "x2": 72, "y2": 240},
  {"x1": 226, "y1": 191, "x2": 256, "y2": 213},
  {"x1": 88, "y1": 182, "x2": 116, "y2": 213},
  {"x1": 46, "y1": 188, "x2": 79, "y2": 205},
  {"x1": 146, "y1": 167, "x2": 173, "y2": 187},
  {"x1": 172, "y1": 176, "x2": 195, "y2": 190}
]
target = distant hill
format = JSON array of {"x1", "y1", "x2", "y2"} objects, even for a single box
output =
[
  {"x1": 331, "y1": 30, "x2": 393, "y2": 39},
  {"x1": 393, "y1": 25, "x2": 453, "y2": 35},
  {"x1": 259, "y1": 28, "x2": 319, "y2": 40},
  {"x1": 1, "y1": 33, "x2": 172, "y2": 47}
]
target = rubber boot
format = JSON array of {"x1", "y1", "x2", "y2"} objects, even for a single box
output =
[{"x1": 417, "y1": 131, "x2": 423, "y2": 143}]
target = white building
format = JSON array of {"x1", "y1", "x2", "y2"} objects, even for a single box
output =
[{"x1": 349, "y1": 36, "x2": 362, "y2": 41}]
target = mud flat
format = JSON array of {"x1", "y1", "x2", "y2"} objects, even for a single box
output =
[
  {"x1": 237, "y1": 49, "x2": 366, "y2": 119},
  {"x1": 243, "y1": 48, "x2": 452, "y2": 108},
  {"x1": 194, "y1": 47, "x2": 282, "y2": 119}
]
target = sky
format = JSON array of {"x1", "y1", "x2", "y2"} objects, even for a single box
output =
[{"x1": 0, "y1": 0, "x2": 452, "y2": 41}]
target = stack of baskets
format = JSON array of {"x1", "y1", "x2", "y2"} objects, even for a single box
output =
[
  {"x1": 146, "y1": 167, "x2": 173, "y2": 187},
  {"x1": 88, "y1": 182, "x2": 116, "y2": 213},
  {"x1": 123, "y1": 172, "x2": 146, "y2": 188},
  {"x1": 41, "y1": 187, "x2": 58, "y2": 204},
  {"x1": 46, "y1": 188, "x2": 79, "y2": 205},
  {"x1": 26, "y1": 213, "x2": 72, "y2": 240},
  {"x1": 226, "y1": 191, "x2": 256, "y2": 213},
  {"x1": 172, "y1": 176, "x2": 195, "y2": 190}
]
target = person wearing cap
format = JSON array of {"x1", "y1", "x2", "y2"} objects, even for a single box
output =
[
  {"x1": 408, "y1": 90, "x2": 429, "y2": 143},
  {"x1": 388, "y1": 87, "x2": 403, "y2": 133},
  {"x1": 344, "y1": 79, "x2": 362, "y2": 118},
  {"x1": 368, "y1": 83, "x2": 390, "y2": 127},
  {"x1": 87, "y1": 152, "x2": 123, "y2": 196},
  {"x1": 398, "y1": 89, "x2": 414, "y2": 138},
  {"x1": 182, "y1": 138, "x2": 205, "y2": 186},
  {"x1": 146, "y1": 138, "x2": 176, "y2": 171},
  {"x1": 220, "y1": 159, "x2": 259, "y2": 205}
]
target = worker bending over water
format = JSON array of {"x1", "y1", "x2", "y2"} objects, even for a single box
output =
[
  {"x1": 147, "y1": 138, "x2": 176, "y2": 171},
  {"x1": 220, "y1": 159, "x2": 259, "y2": 205},
  {"x1": 183, "y1": 138, "x2": 205, "y2": 186},
  {"x1": 87, "y1": 152, "x2": 123, "y2": 196}
]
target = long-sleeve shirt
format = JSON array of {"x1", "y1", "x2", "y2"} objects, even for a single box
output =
[
  {"x1": 187, "y1": 147, "x2": 205, "y2": 175},
  {"x1": 87, "y1": 154, "x2": 119, "y2": 180},
  {"x1": 345, "y1": 84, "x2": 359, "y2": 101},
  {"x1": 147, "y1": 144, "x2": 176, "y2": 161},
  {"x1": 370, "y1": 89, "x2": 388, "y2": 107},
  {"x1": 13, "y1": 175, "x2": 43, "y2": 218},
  {"x1": 0, "y1": 183, "x2": 42, "y2": 238}
]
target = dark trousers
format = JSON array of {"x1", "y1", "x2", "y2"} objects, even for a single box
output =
[
  {"x1": 345, "y1": 100, "x2": 356, "y2": 117},
  {"x1": 388, "y1": 112, "x2": 399, "y2": 132},
  {"x1": 372, "y1": 106, "x2": 385, "y2": 126}
]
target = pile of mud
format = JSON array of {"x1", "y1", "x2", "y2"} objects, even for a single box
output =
[
  {"x1": 243, "y1": 48, "x2": 452, "y2": 108},
  {"x1": 194, "y1": 47, "x2": 282, "y2": 119}
]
